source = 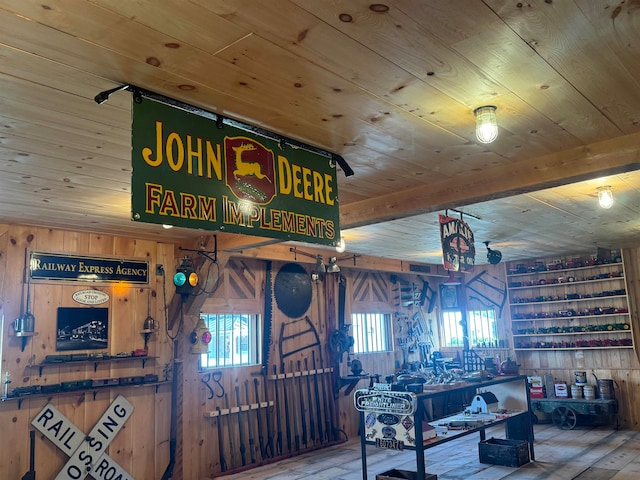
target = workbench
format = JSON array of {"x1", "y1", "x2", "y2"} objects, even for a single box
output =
[
  {"x1": 531, "y1": 397, "x2": 618, "y2": 430},
  {"x1": 356, "y1": 375, "x2": 534, "y2": 480}
]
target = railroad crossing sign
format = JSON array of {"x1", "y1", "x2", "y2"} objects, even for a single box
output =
[{"x1": 31, "y1": 394, "x2": 135, "y2": 480}]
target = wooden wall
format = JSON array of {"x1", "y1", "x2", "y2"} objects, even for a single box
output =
[
  {"x1": 4, "y1": 221, "x2": 640, "y2": 480},
  {"x1": 0, "y1": 224, "x2": 175, "y2": 479}
]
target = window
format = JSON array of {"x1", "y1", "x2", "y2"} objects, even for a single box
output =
[
  {"x1": 441, "y1": 310, "x2": 463, "y2": 347},
  {"x1": 441, "y1": 309, "x2": 498, "y2": 348},
  {"x1": 468, "y1": 309, "x2": 498, "y2": 348},
  {"x1": 199, "y1": 313, "x2": 261, "y2": 368},
  {"x1": 351, "y1": 313, "x2": 393, "y2": 353}
]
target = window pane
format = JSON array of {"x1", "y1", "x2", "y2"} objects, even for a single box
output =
[
  {"x1": 441, "y1": 310, "x2": 463, "y2": 347},
  {"x1": 200, "y1": 313, "x2": 260, "y2": 368},
  {"x1": 468, "y1": 309, "x2": 497, "y2": 348},
  {"x1": 351, "y1": 313, "x2": 392, "y2": 353}
]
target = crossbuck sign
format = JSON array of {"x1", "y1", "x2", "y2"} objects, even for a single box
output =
[{"x1": 31, "y1": 394, "x2": 135, "y2": 480}]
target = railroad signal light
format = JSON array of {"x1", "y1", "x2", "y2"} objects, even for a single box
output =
[
  {"x1": 174, "y1": 256, "x2": 198, "y2": 300},
  {"x1": 190, "y1": 316, "x2": 212, "y2": 355}
]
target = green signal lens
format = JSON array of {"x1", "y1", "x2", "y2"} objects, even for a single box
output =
[{"x1": 173, "y1": 271, "x2": 187, "y2": 287}]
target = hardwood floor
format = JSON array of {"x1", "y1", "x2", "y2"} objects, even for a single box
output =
[{"x1": 217, "y1": 424, "x2": 640, "y2": 480}]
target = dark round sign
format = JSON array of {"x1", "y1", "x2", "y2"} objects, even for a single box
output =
[{"x1": 274, "y1": 262, "x2": 312, "y2": 318}]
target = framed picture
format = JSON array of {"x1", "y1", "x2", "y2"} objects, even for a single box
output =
[
  {"x1": 56, "y1": 307, "x2": 108, "y2": 351},
  {"x1": 440, "y1": 284, "x2": 460, "y2": 310}
]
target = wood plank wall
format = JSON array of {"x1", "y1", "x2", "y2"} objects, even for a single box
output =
[
  {"x1": 3, "y1": 222, "x2": 640, "y2": 479},
  {"x1": 0, "y1": 223, "x2": 175, "y2": 479}
]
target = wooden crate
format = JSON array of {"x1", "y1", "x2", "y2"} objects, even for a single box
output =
[{"x1": 479, "y1": 438, "x2": 530, "y2": 467}]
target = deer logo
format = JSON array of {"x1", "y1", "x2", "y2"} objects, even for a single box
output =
[{"x1": 232, "y1": 143, "x2": 272, "y2": 182}]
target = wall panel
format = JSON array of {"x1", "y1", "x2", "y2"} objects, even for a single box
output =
[{"x1": 0, "y1": 224, "x2": 173, "y2": 480}]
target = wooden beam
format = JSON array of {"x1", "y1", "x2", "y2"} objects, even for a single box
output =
[
  {"x1": 236, "y1": 243, "x2": 448, "y2": 276},
  {"x1": 340, "y1": 132, "x2": 640, "y2": 229}
]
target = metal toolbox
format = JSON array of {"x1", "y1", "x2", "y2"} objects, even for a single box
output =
[{"x1": 479, "y1": 438, "x2": 530, "y2": 467}]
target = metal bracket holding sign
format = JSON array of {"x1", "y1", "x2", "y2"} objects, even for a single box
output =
[{"x1": 31, "y1": 394, "x2": 135, "y2": 480}]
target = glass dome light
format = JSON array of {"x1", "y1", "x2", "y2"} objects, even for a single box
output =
[{"x1": 474, "y1": 105, "x2": 498, "y2": 144}]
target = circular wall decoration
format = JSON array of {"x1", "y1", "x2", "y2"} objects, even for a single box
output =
[{"x1": 274, "y1": 262, "x2": 312, "y2": 318}]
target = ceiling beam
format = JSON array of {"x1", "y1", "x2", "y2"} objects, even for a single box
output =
[{"x1": 340, "y1": 131, "x2": 640, "y2": 229}]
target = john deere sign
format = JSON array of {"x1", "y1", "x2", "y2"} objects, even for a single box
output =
[{"x1": 132, "y1": 98, "x2": 340, "y2": 246}]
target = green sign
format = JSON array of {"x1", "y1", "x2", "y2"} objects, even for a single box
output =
[{"x1": 131, "y1": 98, "x2": 340, "y2": 246}]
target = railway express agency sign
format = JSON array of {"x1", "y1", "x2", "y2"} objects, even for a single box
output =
[
  {"x1": 31, "y1": 395, "x2": 135, "y2": 480},
  {"x1": 131, "y1": 98, "x2": 341, "y2": 247}
]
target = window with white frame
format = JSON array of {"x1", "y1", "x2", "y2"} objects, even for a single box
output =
[
  {"x1": 351, "y1": 312, "x2": 393, "y2": 354},
  {"x1": 199, "y1": 313, "x2": 261, "y2": 368},
  {"x1": 441, "y1": 309, "x2": 498, "y2": 348}
]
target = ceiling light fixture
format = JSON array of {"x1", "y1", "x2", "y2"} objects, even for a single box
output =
[
  {"x1": 474, "y1": 105, "x2": 498, "y2": 144},
  {"x1": 597, "y1": 186, "x2": 614, "y2": 209}
]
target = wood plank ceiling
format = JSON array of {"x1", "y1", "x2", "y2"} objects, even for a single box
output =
[{"x1": 1, "y1": 1, "x2": 640, "y2": 264}]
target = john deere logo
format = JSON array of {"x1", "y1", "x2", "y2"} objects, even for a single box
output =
[{"x1": 225, "y1": 136, "x2": 276, "y2": 204}]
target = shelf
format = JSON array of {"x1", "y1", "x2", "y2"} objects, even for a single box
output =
[
  {"x1": 507, "y1": 262, "x2": 623, "y2": 278},
  {"x1": 513, "y1": 330, "x2": 630, "y2": 337},
  {"x1": 510, "y1": 294, "x2": 627, "y2": 306},
  {"x1": 507, "y1": 256, "x2": 633, "y2": 356},
  {"x1": 27, "y1": 356, "x2": 158, "y2": 375},
  {"x1": 1, "y1": 381, "x2": 170, "y2": 409},
  {"x1": 515, "y1": 346, "x2": 633, "y2": 352},
  {"x1": 472, "y1": 347, "x2": 511, "y2": 352},
  {"x1": 512, "y1": 313, "x2": 629, "y2": 322},
  {"x1": 12, "y1": 331, "x2": 39, "y2": 352},
  {"x1": 203, "y1": 400, "x2": 274, "y2": 418},
  {"x1": 508, "y1": 276, "x2": 624, "y2": 290}
]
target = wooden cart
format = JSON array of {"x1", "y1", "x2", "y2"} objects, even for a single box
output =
[{"x1": 531, "y1": 398, "x2": 618, "y2": 430}]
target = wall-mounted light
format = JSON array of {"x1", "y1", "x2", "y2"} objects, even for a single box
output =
[
  {"x1": 312, "y1": 254, "x2": 326, "y2": 282},
  {"x1": 474, "y1": 105, "x2": 498, "y2": 144},
  {"x1": 597, "y1": 186, "x2": 614, "y2": 209},
  {"x1": 326, "y1": 257, "x2": 341, "y2": 273},
  {"x1": 484, "y1": 241, "x2": 502, "y2": 265},
  {"x1": 336, "y1": 237, "x2": 346, "y2": 253}
]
